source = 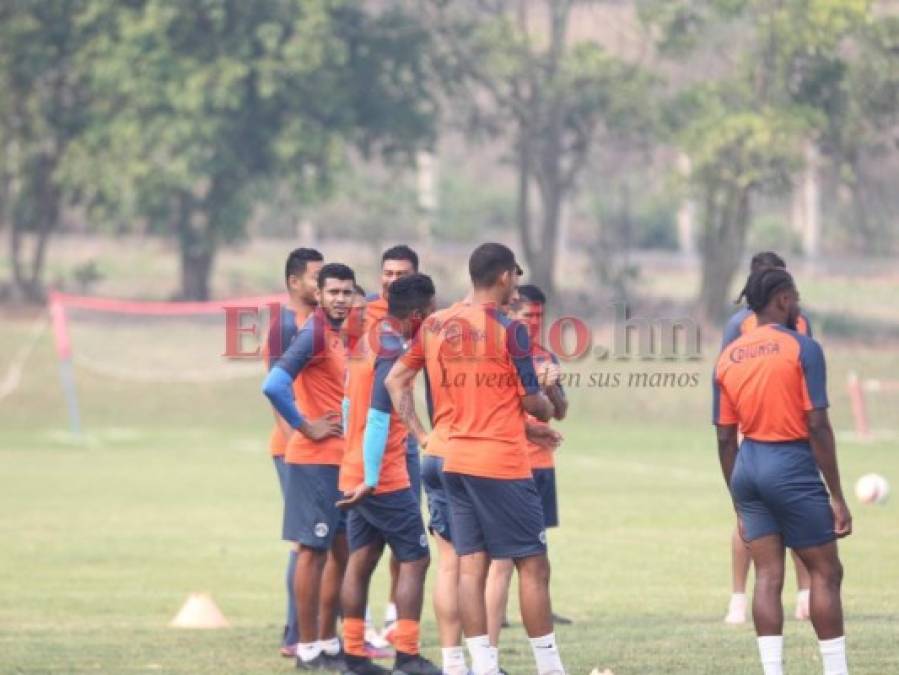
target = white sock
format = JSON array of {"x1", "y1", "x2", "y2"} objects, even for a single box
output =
[
  {"x1": 466, "y1": 635, "x2": 497, "y2": 675},
  {"x1": 442, "y1": 645, "x2": 467, "y2": 675},
  {"x1": 384, "y1": 602, "x2": 398, "y2": 624},
  {"x1": 819, "y1": 636, "x2": 848, "y2": 675},
  {"x1": 757, "y1": 635, "x2": 783, "y2": 675},
  {"x1": 297, "y1": 641, "x2": 321, "y2": 662},
  {"x1": 319, "y1": 637, "x2": 341, "y2": 657},
  {"x1": 529, "y1": 632, "x2": 565, "y2": 675}
]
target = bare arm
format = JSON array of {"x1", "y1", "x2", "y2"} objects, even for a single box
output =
[
  {"x1": 547, "y1": 384, "x2": 567, "y2": 420},
  {"x1": 385, "y1": 359, "x2": 429, "y2": 447},
  {"x1": 522, "y1": 392, "x2": 554, "y2": 422},
  {"x1": 808, "y1": 408, "x2": 852, "y2": 536},
  {"x1": 716, "y1": 423, "x2": 739, "y2": 487}
]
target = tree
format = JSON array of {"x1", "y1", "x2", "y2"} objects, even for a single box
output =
[
  {"x1": 67, "y1": 0, "x2": 435, "y2": 300},
  {"x1": 0, "y1": 0, "x2": 103, "y2": 302},
  {"x1": 643, "y1": 0, "x2": 873, "y2": 321},
  {"x1": 424, "y1": 0, "x2": 652, "y2": 300}
]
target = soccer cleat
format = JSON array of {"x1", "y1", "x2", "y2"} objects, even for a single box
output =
[
  {"x1": 295, "y1": 653, "x2": 329, "y2": 670},
  {"x1": 552, "y1": 612, "x2": 574, "y2": 625},
  {"x1": 319, "y1": 650, "x2": 349, "y2": 672},
  {"x1": 342, "y1": 654, "x2": 392, "y2": 674},
  {"x1": 391, "y1": 654, "x2": 442, "y2": 675},
  {"x1": 724, "y1": 593, "x2": 747, "y2": 624}
]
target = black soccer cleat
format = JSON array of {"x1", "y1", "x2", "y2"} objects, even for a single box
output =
[
  {"x1": 296, "y1": 653, "x2": 329, "y2": 671},
  {"x1": 319, "y1": 650, "x2": 349, "y2": 672},
  {"x1": 391, "y1": 652, "x2": 442, "y2": 675},
  {"x1": 342, "y1": 654, "x2": 391, "y2": 675}
]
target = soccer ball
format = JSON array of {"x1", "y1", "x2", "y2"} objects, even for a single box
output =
[{"x1": 854, "y1": 473, "x2": 890, "y2": 505}]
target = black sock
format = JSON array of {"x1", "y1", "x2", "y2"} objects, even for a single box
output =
[{"x1": 346, "y1": 653, "x2": 370, "y2": 667}]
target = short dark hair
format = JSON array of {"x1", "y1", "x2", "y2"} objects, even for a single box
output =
[
  {"x1": 387, "y1": 273, "x2": 435, "y2": 320},
  {"x1": 517, "y1": 284, "x2": 546, "y2": 305},
  {"x1": 750, "y1": 251, "x2": 787, "y2": 274},
  {"x1": 317, "y1": 262, "x2": 355, "y2": 289},
  {"x1": 736, "y1": 251, "x2": 788, "y2": 304},
  {"x1": 744, "y1": 268, "x2": 796, "y2": 313},
  {"x1": 381, "y1": 245, "x2": 419, "y2": 272},
  {"x1": 285, "y1": 248, "x2": 324, "y2": 282},
  {"x1": 469, "y1": 243, "x2": 521, "y2": 288}
]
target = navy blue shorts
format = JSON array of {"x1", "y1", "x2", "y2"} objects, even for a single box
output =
[
  {"x1": 406, "y1": 445, "x2": 422, "y2": 506},
  {"x1": 730, "y1": 439, "x2": 835, "y2": 549},
  {"x1": 273, "y1": 455, "x2": 289, "y2": 500},
  {"x1": 421, "y1": 455, "x2": 452, "y2": 542},
  {"x1": 347, "y1": 488, "x2": 429, "y2": 562},
  {"x1": 443, "y1": 472, "x2": 547, "y2": 560},
  {"x1": 532, "y1": 468, "x2": 559, "y2": 529},
  {"x1": 282, "y1": 463, "x2": 344, "y2": 550}
]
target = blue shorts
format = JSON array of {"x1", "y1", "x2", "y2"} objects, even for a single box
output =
[
  {"x1": 730, "y1": 439, "x2": 835, "y2": 549},
  {"x1": 421, "y1": 455, "x2": 452, "y2": 542},
  {"x1": 443, "y1": 472, "x2": 547, "y2": 560},
  {"x1": 273, "y1": 455, "x2": 289, "y2": 500},
  {"x1": 532, "y1": 468, "x2": 559, "y2": 529},
  {"x1": 406, "y1": 441, "x2": 422, "y2": 505},
  {"x1": 347, "y1": 488, "x2": 429, "y2": 562},
  {"x1": 282, "y1": 463, "x2": 344, "y2": 550}
]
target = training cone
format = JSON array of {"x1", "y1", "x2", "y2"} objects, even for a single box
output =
[
  {"x1": 169, "y1": 592, "x2": 230, "y2": 629},
  {"x1": 589, "y1": 669, "x2": 614, "y2": 675}
]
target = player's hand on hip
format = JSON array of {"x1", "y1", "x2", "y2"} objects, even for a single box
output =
[
  {"x1": 299, "y1": 412, "x2": 343, "y2": 441},
  {"x1": 336, "y1": 483, "x2": 374, "y2": 510},
  {"x1": 832, "y1": 498, "x2": 852, "y2": 538}
]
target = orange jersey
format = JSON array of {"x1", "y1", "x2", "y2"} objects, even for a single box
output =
[
  {"x1": 413, "y1": 303, "x2": 540, "y2": 480},
  {"x1": 364, "y1": 294, "x2": 388, "y2": 333},
  {"x1": 401, "y1": 302, "x2": 466, "y2": 459},
  {"x1": 272, "y1": 310, "x2": 346, "y2": 465},
  {"x1": 341, "y1": 327, "x2": 410, "y2": 494},
  {"x1": 264, "y1": 304, "x2": 312, "y2": 456},
  {"x1": 714, "y1": 323, "x2": 828, "y2": 442},
  {"x1": 526, "y1": 344, "x2": 561, "y2": 470}
]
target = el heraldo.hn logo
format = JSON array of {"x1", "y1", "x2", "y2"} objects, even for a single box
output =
[{"x1": 730, "y1": 340, "x2": 781, "y2": 364}]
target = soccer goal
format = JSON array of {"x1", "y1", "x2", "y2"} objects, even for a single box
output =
[{"x1": 846, "y1": 370, "x2": 899, "y2": 440}]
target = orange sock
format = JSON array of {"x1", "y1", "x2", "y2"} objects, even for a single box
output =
[
  {"x1": 344, "y1": 617, "x2": 366, "y2": 657},
  {"x1": 393, "y1": 618, "x2": 420, "y2": 656}
]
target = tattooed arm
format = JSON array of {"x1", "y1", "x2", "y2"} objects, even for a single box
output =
[{"x1": 385, "y1": 359, "x2": 429, "y2": 448}]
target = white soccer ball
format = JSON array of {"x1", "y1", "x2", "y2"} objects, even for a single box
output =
[{"x1": 854, "y1": 473, "x2": 890, "y2": 505}]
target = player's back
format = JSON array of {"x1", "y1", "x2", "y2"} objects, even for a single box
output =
[
  {"x1": 714, "y1": 323, "x2": 827, "y2": 442},
  {"x1": 431, "y1": 303, "x2": 533, "y2": 479}
]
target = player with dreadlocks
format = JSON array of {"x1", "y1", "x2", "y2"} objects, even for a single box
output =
[
  {"x1": 714, "y1": 267, "x2": 851, "y2": 675},
  {"x1": 722, "y1": 252, "x2": 814, "y2": 625}
]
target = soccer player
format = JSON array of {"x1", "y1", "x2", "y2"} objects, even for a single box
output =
[
  {"x1": 722, "y1": 251, "x2": 813, "y2": 625},
  {"x1": 714, "y1": 267, "x2": 851, "y2": 675},
  {"x1": 263, "y1": 247, "x2": 323, "y2": 657},
  {"x1": 363, "y1": 244, "x2": 421, "y2": 642},
  {"x1": 262, "y1": 263, "x2": 356, "y2": 670},
  {"x1": 337, "y1": 273, "x2": 441, "y2": 675},
  {"x1": 411, "y1": 243, "x2": 564, "y2": 675},
  {"x1": 486, "y1": 283, "x2": 569, "y2": 656},
  {"x1": 386, "y1": 295, "x2": 471, "y2": 675}
]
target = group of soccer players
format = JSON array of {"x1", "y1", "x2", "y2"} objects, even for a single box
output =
[
  {"x1": 262, "y1": 243, "x2": 567, "y2": 675},
  {"x1": 714, "y1": 252, "x2": 851, "y2": 675}
]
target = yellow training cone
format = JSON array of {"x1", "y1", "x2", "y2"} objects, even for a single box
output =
[{"x1": 169, "y1": 592, "x2": 230, "y2": 629}]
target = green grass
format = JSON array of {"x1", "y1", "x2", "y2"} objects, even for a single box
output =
[{"x1": 1, "y1": 316, "x2": 898, "y2": 674}]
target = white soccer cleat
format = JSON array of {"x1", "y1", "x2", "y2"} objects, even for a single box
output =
[{"x1": 724, "y1": 593, "x2": 748, "y2": 624}]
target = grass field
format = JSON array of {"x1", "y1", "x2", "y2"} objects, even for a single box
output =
[{"x1": 1, "y1": 297, "x2": 898, "y2": 673}]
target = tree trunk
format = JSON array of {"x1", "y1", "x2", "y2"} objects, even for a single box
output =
[
  {"x1": 175, "y1": 192, "x2": 216, "y2": 301},
  {"x1": 698, "y1": 185, "x2": 752, "y2": 323},
  {"x1": 515, "y1": 133, "x2": 536, "y2": 279},
  {"x1": 10, "y1": 154, "x2": 59, "y2": 303}
]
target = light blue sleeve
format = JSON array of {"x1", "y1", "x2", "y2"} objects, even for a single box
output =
[
  {"x1": 342, "y1": 396, "x2": 350, "y2": 436},
  {"x1": 363, "y1": 408, "x2": 391, "y2": 488},
  {"x1": 262, "y1": 366, "x2": 304, "y2": 430}
]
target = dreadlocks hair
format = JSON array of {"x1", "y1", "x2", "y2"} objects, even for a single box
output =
[
  {"x1": 735, "y1": 251, "x2": 789, "y2": 305},
  {"x1": 744, "y1": 267, "x2": 796, "y2": 314}
]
